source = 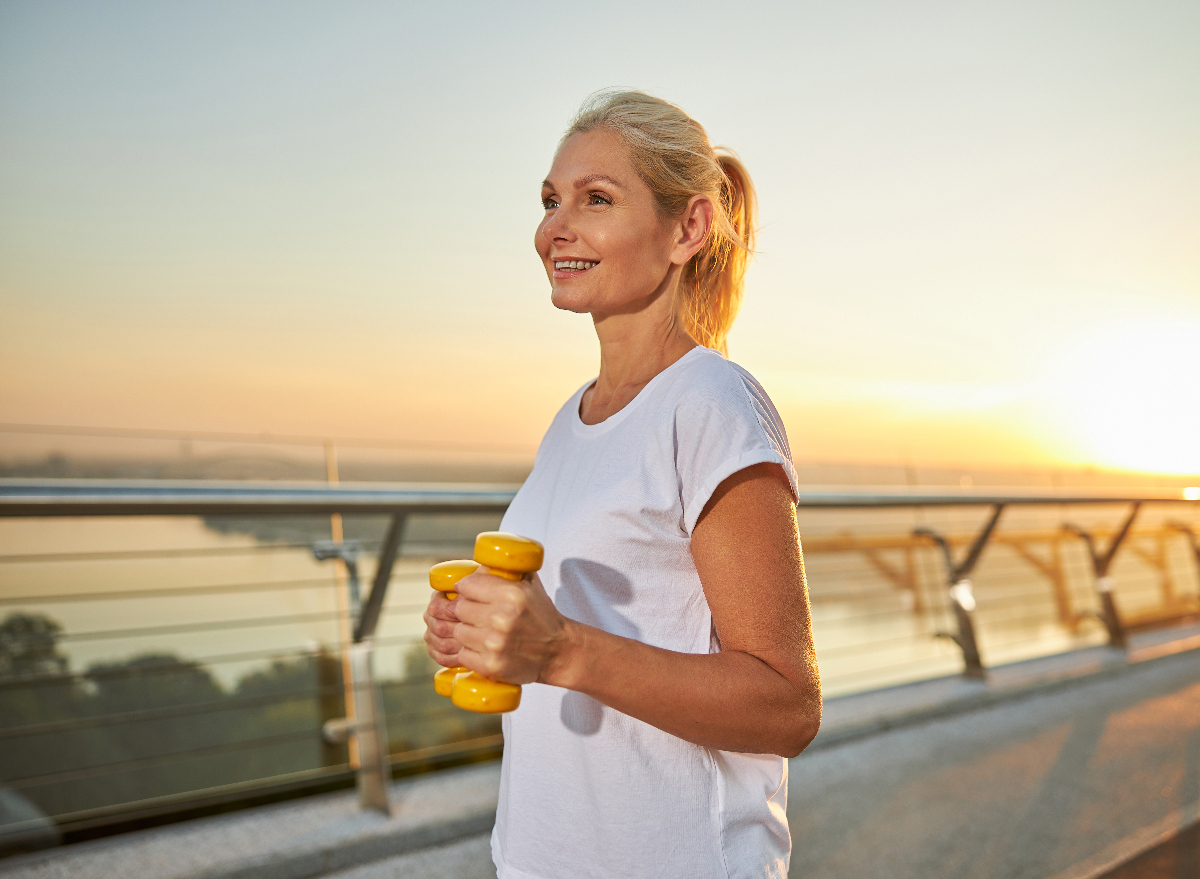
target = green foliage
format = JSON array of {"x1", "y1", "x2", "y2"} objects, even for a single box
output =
[
  {"x1": 86, "y1": 653, "x2": 224, "y2": 712},
  {"x1": 384, "y1": 642, "x2": 501, "y2": 753},
  {"x1": 236, "y1": 654, "x2": 324, "y2": 698},
  {"x1": 0, "y1": 619, "x2": 498, "y2": 822},
  {"x1": 0, "y1": 613, "x2": 68, "y2": 678},
  {"x1": 403, "y1": 640, "x2": 440, "y2": 678}
]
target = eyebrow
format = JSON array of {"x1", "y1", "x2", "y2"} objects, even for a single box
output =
[{"x1": 541, "y1": 174, "x2": 625, "y2": 190}]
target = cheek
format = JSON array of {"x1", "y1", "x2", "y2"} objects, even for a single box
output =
[
  {"x1": 534, "y1": 221, "x2": 549, "y2": 258},
  {"x1": 613, "y1": 228, "x2": 665, "y2": 278}
]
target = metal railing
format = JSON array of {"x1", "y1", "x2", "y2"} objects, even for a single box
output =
[{"x1": 0, "y1": 479, "x2": 1198, "y2": 850}]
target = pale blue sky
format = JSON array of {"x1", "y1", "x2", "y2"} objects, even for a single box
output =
[{"x1": 1, "y1": 1, "x2": 1197, "y2": 471}]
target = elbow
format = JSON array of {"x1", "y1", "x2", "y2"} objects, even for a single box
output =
[
  {"x1": 777, "y1": 686, "x2": 822, "y2": 759},
  {"x1": 778, "y1": 711, "x2": 820, "y2": 759}
]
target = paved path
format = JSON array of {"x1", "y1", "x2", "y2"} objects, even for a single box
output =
[
  {"x1": 2, "y1": 763, "x2": 502, "y2": 879},
  {"x1": 326, "y1": 650, "x2": 1200, "y2": 879},
  {"x1": 323, "y1": 834, "x2": 494, "y2": 879},
  {"x1": 786, "y1": 649, "x2": 1200, "y2": 879}
]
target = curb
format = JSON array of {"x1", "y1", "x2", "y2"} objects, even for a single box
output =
[
  {"x1": 1044, "y1": 810, "x2": 1200, "y2": 879},
  {"x1": 188, "y1": 807, "x2": 495, "y2": 879}
]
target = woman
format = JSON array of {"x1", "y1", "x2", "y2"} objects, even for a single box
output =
[{"x1": 424, "y1": 90, "x2": 821, "y2": 879}]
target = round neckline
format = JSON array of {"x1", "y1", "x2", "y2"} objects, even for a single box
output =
[{"x1": 572, "y1": 346, "x2": 712, "y2": 436}]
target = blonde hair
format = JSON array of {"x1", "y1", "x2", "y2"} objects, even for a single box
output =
[{"x1": 562, "y1": 90, "x2": 757, "y2": 356}]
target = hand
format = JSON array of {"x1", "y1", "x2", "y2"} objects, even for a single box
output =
[
  {"x1": 452, "y1": 569, "x2": 571, "y2": 685},
  {"x1": 423, "y1": 591, "x2": 464, "y2": 669}
]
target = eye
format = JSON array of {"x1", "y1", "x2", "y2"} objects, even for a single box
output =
[
  {"x1": 541, "y1": 195, "x2": 559, "y2": 209},
  {"x1": 587, "y1": 192, "x2": 612, "y2": 206}
]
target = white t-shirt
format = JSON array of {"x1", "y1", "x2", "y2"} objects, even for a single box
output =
[{"x1": 492, "y1": 346, "x2": 800, "y2": 879}]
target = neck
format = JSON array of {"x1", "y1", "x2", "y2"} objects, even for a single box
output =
[{"x1": 580, "y1": 275, "x2": 699, "y2": 425}]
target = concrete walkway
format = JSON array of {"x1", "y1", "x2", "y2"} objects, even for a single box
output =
[
  {"x1": 5, "y1": 623, "x2": 1199, "y2": 879},
  {"x1": 786, "y1": 646, "x2": 1200, "y2": 879},
  {"x1": 2, "y1": 763, "x2": 502, "y2": 879}
]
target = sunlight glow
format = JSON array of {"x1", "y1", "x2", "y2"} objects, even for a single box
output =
[{"x1": 1051, "y1": 318, "x2": 1200, "y2": 475}]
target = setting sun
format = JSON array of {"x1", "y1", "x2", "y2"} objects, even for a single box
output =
[{"x1": 1049, "y1": 316, "x2": 1200, "y2": 475}]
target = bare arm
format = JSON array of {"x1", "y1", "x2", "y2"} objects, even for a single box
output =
[{"x1": 424, "y1": 462, "x2": 822, "y2": 757}]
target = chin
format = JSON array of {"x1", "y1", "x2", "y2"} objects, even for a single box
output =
[{"x1": 550, "y1": 288, "x2": 592, "y2": 314}]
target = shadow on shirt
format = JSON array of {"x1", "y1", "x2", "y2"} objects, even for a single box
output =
[{"x1": 555, "y1": 558, "x2": 640, "y2": 737}]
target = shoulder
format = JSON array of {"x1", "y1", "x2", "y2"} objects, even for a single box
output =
[
  {"x1": 666, "y1": 349, "x2": 799, "y2": 528},
  {"x1": 665, "y1": 348, "x2": 770, "y2": 403},
  {"x1": 668, "y1": 350, "x2": 791, "y2": 451}
]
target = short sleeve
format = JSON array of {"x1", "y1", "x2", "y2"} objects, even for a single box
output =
[{"x1": 675, "y1": 367, "x2": 799, "y2": 535}]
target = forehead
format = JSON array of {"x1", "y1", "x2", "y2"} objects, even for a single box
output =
[{"x1": 545, "y1": 130, "x2": 636, "y2": 188}]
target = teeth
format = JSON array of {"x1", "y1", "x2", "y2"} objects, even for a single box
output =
[{"x1": 555, "y1": 260, "x2": 597, "y2": 271}]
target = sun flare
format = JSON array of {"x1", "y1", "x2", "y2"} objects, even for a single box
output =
[{"x1": 1049, "y1": 317, "x2": 1200, "y2": 475}]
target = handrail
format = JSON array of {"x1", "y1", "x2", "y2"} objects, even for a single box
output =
[
  {"x1": 0, "y1": 419, "x2": 535, "y2": 455},
  {"x1": 0, "y1": 477, "x2": 1195, "y2": 835},
  {"x1": 0, "y1": 477, "x2": 1194, "y2": 516},
  {"x1": 0, "y1": 479, "x2": 520, "y2": 517}
]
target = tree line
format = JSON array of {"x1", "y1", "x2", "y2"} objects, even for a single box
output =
[{"x1": 0, "y1": 612, "x2": 499, "y2": 821}]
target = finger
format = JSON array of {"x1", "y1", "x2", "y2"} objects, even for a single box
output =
[
  {"x1": 424, "y1": 628, "x2": 461, "y2": 661},
  {"x1": 451, "y1": 619, "x2": 482, "y2": 651},
  {"x1": 424, "y1": 614, "x2": 458, "y2": 640},
  {"x1": 455, "y1": 580, "x2": 526, "y2": 619},
  {"x1": 453, "y1": 569, "x2": 518, "y2": 603},
  {"x1": 423, "y1": 603, "x2": 461, "y2": 634},
  {"x1": 427, "y1": 593, "x2": 460, "y2": 621},
  {"x1": 455, "y1": 644, "x2": 509, "y2": 682},
  {"x1": 450, "y1": 596, "x2": 483, "y2": 627},
  {"x1": 430, "y1": 649, "x2": 463, "y2": 669},
  {"x1": 454, "y1": 614, "x2": 514, "y2": 659},
  {"x1": 424, "y1": 604, "x2": 463, "y2": 651},
  {"x1": 452, "y1": 618, "x2": 501, "y2": 656},
  {"x1": 453, "y1": 597, "x2": 520, "y2": 636},
  {"x1": 424, "y1": 622, "x2": 460, "y2": 650}
]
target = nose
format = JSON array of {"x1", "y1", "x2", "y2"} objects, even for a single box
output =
[{"x1": 539, "y1": 204, "x2": 576, "y2": 246}]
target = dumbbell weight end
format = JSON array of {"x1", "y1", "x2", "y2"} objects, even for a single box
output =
[{"x1": 451, "y1": 671, "x2": 522, "y2": 713}]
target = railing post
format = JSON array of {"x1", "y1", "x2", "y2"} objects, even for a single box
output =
[
  {"x1": 946, "y1": 578, "x2": 983, "y2": 676},
  {"x1": 914, "y1": 504, "x2": 1004, "y2": 680},
  {"x1": 312, "y1": 538, "x2": 391, "y2": 815},
  {"x1": 1063, "y1": 502, "x2": 1139, "y2": 650},
  {"x1": 1168, "y1": 521, "x2": 1200, "y2": 576},
  {"x1": 316, "y1": 646, "x2": 347, "y2": 769},
  {"x1": 347, "y1": 639, "x2": 390, "y2": 814},
  {"x1": 355, "y1": 513, "x2": 406, "y2": 643}
]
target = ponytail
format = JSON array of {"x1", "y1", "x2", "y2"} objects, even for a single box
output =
[
  {"x1": 562, "y1": 91, "x2": 758, "y2": 356},
  {"x1": 681, "y1": 151, "x2": 757, "y2": 355}
]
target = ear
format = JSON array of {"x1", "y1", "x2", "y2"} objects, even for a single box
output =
[{"x1": 669, "y1": 195, "x2": 714, "y2": 266}]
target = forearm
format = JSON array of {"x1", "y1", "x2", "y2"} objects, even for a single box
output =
[{"x1": 543, "y1": 618, "x2": 821, "y2": 757}]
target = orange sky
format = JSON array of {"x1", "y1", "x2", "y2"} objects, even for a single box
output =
[{"x1": 1, "y1": 2, "x2": 1198, "y2": 475}]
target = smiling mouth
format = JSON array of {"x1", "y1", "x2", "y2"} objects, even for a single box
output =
[{"x1": 554, "y1": 260, "x2": 598, "y2": 271}]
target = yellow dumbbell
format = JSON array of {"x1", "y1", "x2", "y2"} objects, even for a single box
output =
[{"x1": 427, "y1": 531, "x2": 544, "y2": 714}]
